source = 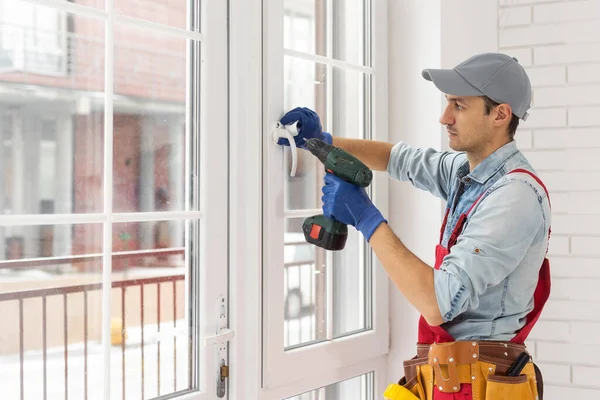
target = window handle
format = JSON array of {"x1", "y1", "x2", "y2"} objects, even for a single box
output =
[{"x1": 272, "y1": 121, "x2": 298, "y2": 177}]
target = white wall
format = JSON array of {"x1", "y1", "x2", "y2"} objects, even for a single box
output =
[
  {"x1": 499, "y1": 1, "x2": 600, "y2": 399},
  {"x1": 387, "y1": 1, "x2": 600, "y2": 399},
  {"x1": 385, "y1": 0, "x2": 442, "y2": 384}
]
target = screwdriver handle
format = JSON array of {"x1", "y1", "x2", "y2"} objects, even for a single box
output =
[{"x1": 506, "y1": 352, "x2": 530, "y2": 376}]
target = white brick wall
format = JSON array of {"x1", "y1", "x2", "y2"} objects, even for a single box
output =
[{"x1": 500, "y1": 1, "x2": 600, "y2": 398}]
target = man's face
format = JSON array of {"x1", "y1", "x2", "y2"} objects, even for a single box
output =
[{"x1": 439, "y1": 95, "x2": 493, "y2": 153}]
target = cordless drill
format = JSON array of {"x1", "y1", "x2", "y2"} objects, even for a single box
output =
[{"x1": 302, "y1": 138, "x2": 373, "y2": 251}]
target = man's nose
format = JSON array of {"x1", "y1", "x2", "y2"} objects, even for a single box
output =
[{"x1": 439, "y1": 106, "x2": 454, "y2": 125}]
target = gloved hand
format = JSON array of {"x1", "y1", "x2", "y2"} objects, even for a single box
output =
[
  {"x1": 321, "y1": 174, "x2": 387, "y2": 241},
  {"x1": 278, "y1": 107, "x2": 332, "y2": 149}
]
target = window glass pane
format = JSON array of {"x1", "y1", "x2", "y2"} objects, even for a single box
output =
[
  {"x1": 0, "y1": 223, "x2": 104, "y2": 399},
  {"x1": 113, "y1": 23, "x2": 188, "y2": 213},
  {"x1": 333, "y1": 229, "x2": 369, "y2": 336},
  {"x1": 284, "y1": 217, "x2": 326, "y2": 348},
  {"x1": 0, "y1": 8, "x2": 107, "y2": 399},
  {"x1": 332, "y1": 0, "x2": 369, "y2": 66},
  {"x1": 115, "y1": 0, "x2": 189, "y2": 31},
  {"x1": 329, "y1": 68, "x2": 371, "y2": 337},
  {"x1": 283, "y1": 56, "x2": 327, "y2": 211},
  {"x1": 283, "y1": 222, "x2": 369, "y2": 345},
  {"x1": 284, "y1": 56, "x2": 327, "y2": 117},
  {"x1": 111, "y1": 15, "x2": 199, "y2": 398},
  {"x1": 0, "y1": 2, "x2": 206, "y2": 399},
  {"x1": 284, "y1": 372, "x2": 374, "y2": 400},
  {"x1": 110, "y1": 220, "x2": 193, "y2": 399},
  {"x1": 283, "y1": 18, "x2": 373, "y2": 347},
  {"x1": 0, "y1": 11, "x2": 104, "y2": 215},
  {"x1": 284, "y1": 0, "x2": 326, "y2": 56},
  {"x1": 332, "y1": 67, "x2": 369, "y2": 140}
]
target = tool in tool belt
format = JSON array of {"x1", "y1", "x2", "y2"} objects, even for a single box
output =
[
  {"x1": 507, "y1": 352, "x2": 531, "y2": 377},
  {"x1": 384, "y1": 383, "x2": 420, "y2": 400}
]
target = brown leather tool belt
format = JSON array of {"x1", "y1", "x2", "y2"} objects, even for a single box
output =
[{"x1": 401, "y1": 341, "x2": 544, "y2": 399}]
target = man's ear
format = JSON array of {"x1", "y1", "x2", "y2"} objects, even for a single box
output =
[{"x1": 494, "y1": 103, "x2": 512, "y2": 126}]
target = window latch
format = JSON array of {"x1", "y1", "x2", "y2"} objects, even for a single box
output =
[
  {"x1": 204, "y1": 328, "x2": 234, "y2": 346},
  {"x1": 205, "y1": 296, "x2": 232, "y2": 398}
]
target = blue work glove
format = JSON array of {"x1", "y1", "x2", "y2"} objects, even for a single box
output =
[
  {"x1": 321, "y1": 174, "x2": 387, "y2": 242},
  {"x1": 278, "y1": 107, "x2": 332, "y2": 149}
]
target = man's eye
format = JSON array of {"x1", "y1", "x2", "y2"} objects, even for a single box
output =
[{"x1": 455, "y1": 104, "x2": 463, "y2": 110}]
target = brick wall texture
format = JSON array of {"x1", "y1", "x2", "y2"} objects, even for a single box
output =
[{"x1": 499, "y1": 1, "x2": 600, "y2": 398}]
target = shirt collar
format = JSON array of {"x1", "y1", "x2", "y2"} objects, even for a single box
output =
[{"x1": 457, "y1": 141, "x2": 519, "y2": 184}]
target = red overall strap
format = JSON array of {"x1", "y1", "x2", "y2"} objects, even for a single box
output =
[
  {"x1": 509, "y1": 168, "x2": 552, "y2": 238},
  {"x1": 421, "y1": 212, "x2": 467, "y2": 343},
  {"x1": 507, "y1": 169, "x2": 552, "y2": 344}
]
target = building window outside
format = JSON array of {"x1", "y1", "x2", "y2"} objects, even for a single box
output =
[
  {"x1": 0, "y1": 0, "x2": 67, "y2": 74},
  {"x1": 0, "y1": 2, "x2": 200, "y2": 399}
]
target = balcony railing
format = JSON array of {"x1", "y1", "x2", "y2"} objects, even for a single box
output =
[
  {"x1": 0, "y1": 249, "x2": 188, "y2": 400},
  {"x1": 0, "y1": 237, "x2": 320, "y2": 399}
]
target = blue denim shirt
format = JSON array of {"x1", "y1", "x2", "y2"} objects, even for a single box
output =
[{"x1": 387, "y1": 140, "x2": 551, "y2": 341}]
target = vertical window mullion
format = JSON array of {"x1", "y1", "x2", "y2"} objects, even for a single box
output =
[
  {"x1": 324, "y1": 0, "x2": 334, "y2": 342},
  {"x1": 102, "y1": 1, "x2": 114, "y2": 399},
  {"x1": 326, "y1": 0, "x2": 333, "y2": 134},
  {"x1": 184, "y1": 0, "x2": 194, "y2": 389}
]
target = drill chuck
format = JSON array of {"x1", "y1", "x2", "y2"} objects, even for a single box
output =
[{"x1": 306, "y1": 137, "x2": 330, "y2": 163}]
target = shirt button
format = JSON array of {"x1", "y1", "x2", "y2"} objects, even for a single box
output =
[{"x1": 464, "y1": 177, "x2": 471, "y2": 183}]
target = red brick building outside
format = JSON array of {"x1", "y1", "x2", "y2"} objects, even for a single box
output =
[{"x1": 1, "y1": 1, "x2": 188, "y2": 271}]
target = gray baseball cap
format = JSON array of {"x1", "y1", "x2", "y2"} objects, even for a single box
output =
[{"x1": 422, "y1": 53, "x2": 532, "y2": 121}]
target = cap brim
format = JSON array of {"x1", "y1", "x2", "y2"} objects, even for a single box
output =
[{"x1": 422, "y1": 68, "x2": 484, "y2": 97}]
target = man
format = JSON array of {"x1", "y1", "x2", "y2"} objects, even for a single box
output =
[{"x1": 278, "y1": 53, "x2": 551, "y2": 399}]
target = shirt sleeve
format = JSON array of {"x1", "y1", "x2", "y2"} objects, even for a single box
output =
[
  {"x1": 433, "y1": 177, "x2": 547, "y2": 323},
  {"x1": 386, "y1": 142, "x2": 465, "y2": 201}
]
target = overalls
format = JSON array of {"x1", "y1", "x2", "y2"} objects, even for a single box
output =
[{"x1": 385, "y1": 169, "x2": 551, "y2": 400}]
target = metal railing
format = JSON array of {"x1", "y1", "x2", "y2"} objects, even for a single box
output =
[
  {"x1": 0, "y1": 249, "x2": 187, "y2": 400},
  {"x1": 0, "y1": 238, "x2": 321, "y2": 399}
]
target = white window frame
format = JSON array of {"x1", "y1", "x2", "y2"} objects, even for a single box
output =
[
  {"x1": 0, "y1": 0, "x2": 229, "y2": 399},
  {"x1": 230, "y1": 0, "x2": 390, "y2": 396}
]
